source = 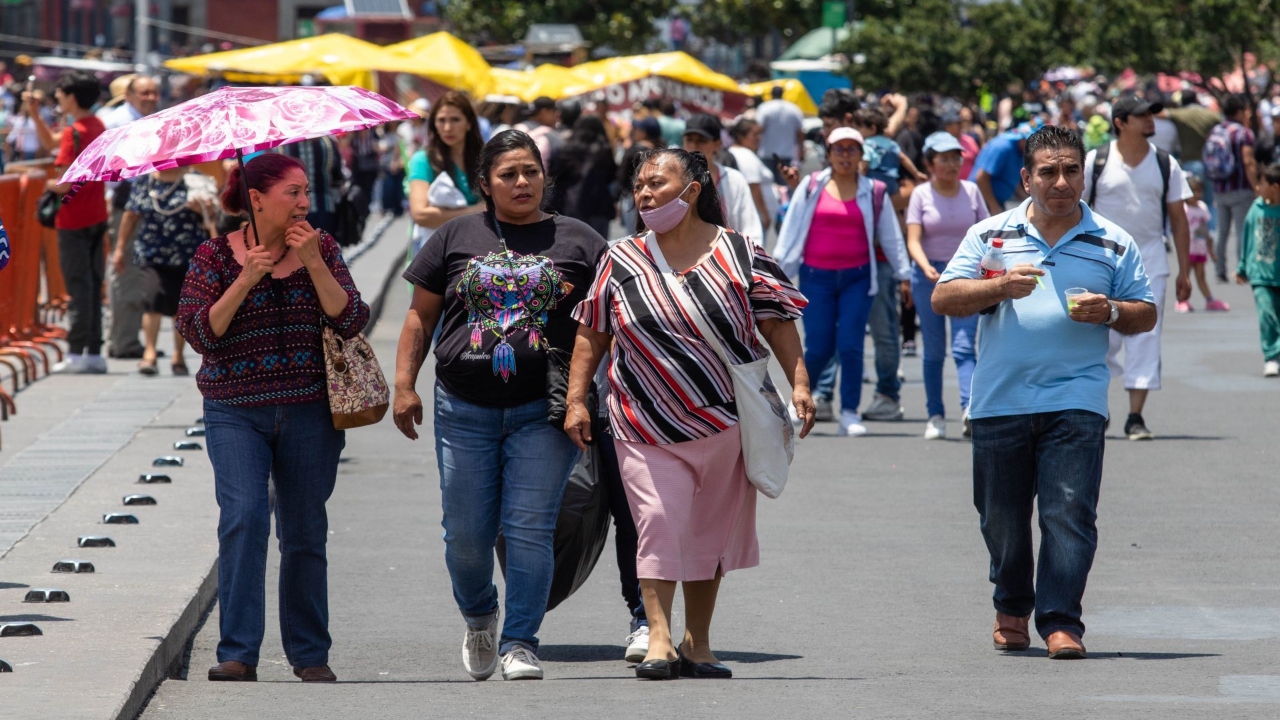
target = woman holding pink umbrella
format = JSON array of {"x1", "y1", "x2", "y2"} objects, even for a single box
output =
[{"x1": 176, "y1": 153, "x2": 370, "y2": 683}]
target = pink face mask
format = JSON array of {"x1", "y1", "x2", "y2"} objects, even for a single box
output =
[{"x1": 639, "y1": 183, "x2": 693, "y2": 234}]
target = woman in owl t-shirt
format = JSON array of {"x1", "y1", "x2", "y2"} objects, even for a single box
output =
[{"x1": 394, "y1": 130, "x2": 606, "y2": 682}]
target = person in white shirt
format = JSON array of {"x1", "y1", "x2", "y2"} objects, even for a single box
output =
[
  {"x1": 681, "y1": 114, "x2": 763, "y2": 245},
  {"x1": 1083, "y1": 95, "x2": 1193, "y2": 441},
  {"x1": 755, "y1": 86, "x2": 806, "y2": 184},
  {"x1": 727, "y1": 117, "x2": 778, "y2": 241}
]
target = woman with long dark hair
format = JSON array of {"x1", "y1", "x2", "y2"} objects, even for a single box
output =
[
  {"x1": 393, "y1": 130, "x2": 606, "y2": 681},
  {"x1": 549, "y1": 114, "x2": 617, "y2": 238},
  {"x1": 565, "y1": 148, "x2": 814, "y2": 680},
  {"x1": 176, "y1": 152, "x2": 370, "y2": 683},
  {"x1": 407, "y1": 90, "x2": 485, "y2": 255}
]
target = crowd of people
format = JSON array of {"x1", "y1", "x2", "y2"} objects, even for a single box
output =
[{"x1": 3, "y1": 58, "x2": 1279, "y2": 687}]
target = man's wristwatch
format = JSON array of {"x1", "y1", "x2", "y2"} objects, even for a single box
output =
[{"x1": 1103, "y1": 299, "x2": 1120, "y2": 326}]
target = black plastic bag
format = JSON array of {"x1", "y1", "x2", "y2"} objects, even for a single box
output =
[
  {"x1": 334, "y1": 183, "x2": 369, "y2": 247},
  {"x1": 496, "y1": 438, "x2": 611, "y2": 611}
]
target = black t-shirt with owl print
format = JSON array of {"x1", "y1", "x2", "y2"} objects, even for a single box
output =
[{"x1": 404, "y1": 212, "x2": 607, "y2": 408}]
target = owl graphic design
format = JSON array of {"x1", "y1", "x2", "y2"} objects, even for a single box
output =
[{"x1": 456, "y1": 251, "x2": 567, "y2": 380}]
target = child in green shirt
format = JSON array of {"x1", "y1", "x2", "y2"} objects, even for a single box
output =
[{"x1": 1236, "y1": 162, "x2": 1280, "y2": 376}]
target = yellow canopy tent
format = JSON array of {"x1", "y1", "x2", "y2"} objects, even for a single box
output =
[
  {"x1": 163, "y1": 34, "x2": 388, "y2": 89},
  {"x1": 741, "y1": 79, "x2": 819, "y2": 116},
  {"x1": 487, "y1": 52, "x2": 749, "y2": 118},
  {"x1": 383, "y1": 32, "x2": 494, "y2": 98}
]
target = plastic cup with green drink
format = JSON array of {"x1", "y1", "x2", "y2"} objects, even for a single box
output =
[{"x1": 1065, "y1": 287, "x2": 1088, "y2": 312}]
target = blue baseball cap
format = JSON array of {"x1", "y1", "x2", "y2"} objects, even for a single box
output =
[{"x1": 923, "y1": 131, "x2": 963, "y2": 155}]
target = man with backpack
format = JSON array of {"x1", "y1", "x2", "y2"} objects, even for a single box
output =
[
  {"x1": 1083, "y1": 95, "x2": 1193, "y2": 441},
  {"x1": 1205, "y1": 93, "x2": 1259, "y2": 282}
]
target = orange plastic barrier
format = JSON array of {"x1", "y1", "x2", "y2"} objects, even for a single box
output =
[{"x1": 0, "y1": 174, "x2": 27, "y2": 414}]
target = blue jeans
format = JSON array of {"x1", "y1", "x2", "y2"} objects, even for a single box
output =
[
  {"x1": 971, "y1": 410, "x2": 1106, "y2": 640},
  {"x1": 434, "y1": 382, "x2": 580, "y2": 654},
  {"x1": 912, "y1": 261, "x2": 978, "y2": 418},
  {"x1": 800, "y1": 264, "x2": 874, "y2": 412},
  {"x1": 204, "y1": 399, "x2": 344, "y2": 668},
  {"x1": 868, "y1": 261, "x2": 902, "y2": 401}
]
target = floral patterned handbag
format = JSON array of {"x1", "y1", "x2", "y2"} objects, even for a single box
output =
[{"x1": 322, "y1": 326, "x2": 389, "y2": 429}]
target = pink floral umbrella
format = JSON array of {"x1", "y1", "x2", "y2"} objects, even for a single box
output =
[{"x1": 61, "y1": 85, "x2": 417, "y2": 185}]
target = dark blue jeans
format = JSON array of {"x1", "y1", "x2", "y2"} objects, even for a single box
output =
[
  {"x1": 800, "y1": 264, "x2": 874, "y2": 412},
  {"x1": 814, "y1": 262, "x2": 901, "y2": 404},
  {"x1": 204, "y1": 399, "x2": 344, "y2": 668},
  {"x1": 434, "y1": 382, "x2": 580, "y2": 654},
  {"x1": 971, "y1": 409, "x2": 1106, "y2": 640}
]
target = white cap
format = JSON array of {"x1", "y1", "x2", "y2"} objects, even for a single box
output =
[
  {"x1": 410, "y1": 98, "x2": 430, "y2": 117},
  {"x1": 827, "y1": 127, "x2": 864, "y2": 147}
]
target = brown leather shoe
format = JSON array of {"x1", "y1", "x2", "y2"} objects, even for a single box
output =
[
  {"x1": 992, "y1": 613, "x2": 1032, "y2": 651},
  {"x1": 293, "y1": 665, "x2": 337, "y2": 682},
  {"x1": 1046, "y1": 631, "x2": 1086, "y2": 659},
  {"x1": 208, "y1": 660, "x2": 257, "y2": 681}
]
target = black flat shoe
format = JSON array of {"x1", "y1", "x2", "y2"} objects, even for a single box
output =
[
  {"x1": 635, "y1": 658, "x2": 678, "y2": 680},
  {"x1": 678, "y1": 649, "x2": 732, "y2": 679}
]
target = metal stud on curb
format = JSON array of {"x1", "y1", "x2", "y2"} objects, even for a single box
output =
[
  {"x1": 23, "y1": 589, "x2": 69, "y2": 603},
  {"x1": 186, "y1": 427, "x2": 205, "y2": 437},
  {"x1": 173, "y1": 441, "x2": 202, "y2": 451},
  {"x1": 52, "y1": 560, "x2": 95, "y2": 573},
  {"x1": 0, "y1": 624, "x2": 42, "y2": 637},
  {"x1": 123, "y1": 495, "x2": 157, "y2": 506},
  {"x1": 153, "y1": 456, "x2": 184, "y2": 467},
  {"x1": 138, "y1": 474, "x2": 172, "y2": 484},
  {"x1": 103, "y1": 513, "x2": 139, "y2": 525},
  {"x1": 0, "y1": 659, "x2": 12, "y2": 672},
  {"x1": 78, "y1": 536, "x2": 115, "y2": 548}
]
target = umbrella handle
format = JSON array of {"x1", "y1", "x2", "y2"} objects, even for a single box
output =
[{"x1": 237, "y1": 148, "x2": 262, "y2": 247}]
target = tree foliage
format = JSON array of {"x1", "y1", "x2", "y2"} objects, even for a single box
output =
[
  {"x1": 685, "y1": 0, "x2": 826, "y2": 45},
  {"x1": 841, "y1": 0, "x2": 1280, "y2": 102},
  {"x1": 445, "y1": 0, "x2": 676, "y2": 54}
]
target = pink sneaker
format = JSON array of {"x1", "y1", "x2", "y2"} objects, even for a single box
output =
[
  {"x1": 1206, "y1": 299, "x2": 1231, "y2": 312},
  {"x1": 1175, "y1": 301, "x2": 1193, "y2": 313}
]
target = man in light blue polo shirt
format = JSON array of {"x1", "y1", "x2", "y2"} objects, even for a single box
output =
[{"x1": 933, "y1": 126, "x2": 1156, "y2": 660}]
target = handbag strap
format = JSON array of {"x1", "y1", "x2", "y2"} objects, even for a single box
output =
[{"x1": 645, "y1": 230, "x2": 735, "y2": 369}]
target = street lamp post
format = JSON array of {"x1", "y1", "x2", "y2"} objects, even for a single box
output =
[{"x1": 135, "y1": 0, "x2": 149, "y2": 69}]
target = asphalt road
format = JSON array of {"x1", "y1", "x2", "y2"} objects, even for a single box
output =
[{"x1": 140, "y1": 272, "x2": 1280, "y2": 719}]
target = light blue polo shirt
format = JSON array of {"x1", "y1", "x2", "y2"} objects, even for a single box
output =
[{"x1": 939, "y1": 200, "x2": 1154, "y2": 420}]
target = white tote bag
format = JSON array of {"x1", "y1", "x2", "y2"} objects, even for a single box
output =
[
  {"x1": 648, "y1": 232, "x2": 794, "y2": 498},
  {"x1": 410, "y1": 170, "x2": 471, "y2": 256}
]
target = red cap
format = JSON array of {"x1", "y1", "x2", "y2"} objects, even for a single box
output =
[{"x1": 992, "y1": 239, "x2": 1004, "y2": 248}]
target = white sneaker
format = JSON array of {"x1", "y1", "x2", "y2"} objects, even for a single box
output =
[
  {"x1": 52, "y1": 354, "x2": 108, "y2": 374},
  {"x1": 1265, "y1": 360, "x2": 1280, "y2": 377},
  {"x1": 624, "y1": 624, "x2": 649, "y2": 663},
  {"x1": 461, "y1": 609, "x2": 500, "y2": 681},
  {"x1": 501, "y1": 645, "x2": 544, "y2": 680},
  {"x1": 862, "y1": 393, "x2": 904, "y2": 421},
  {"x1": 838, "y1": 410, "x2": 868, "y2": 437},
  {"x1": 924, "y1": 415, "x2": 946, "y2": 440}
]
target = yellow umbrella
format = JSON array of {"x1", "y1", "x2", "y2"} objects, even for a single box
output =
[
  {"x1": 741, "y1": 79, "x2": 819, "y2": 116},
  {"x1": 383, "y1": 32, "x2": 493, "y2": 97},
  {"x1": 163, "y1": 34, "x2": 388, "y2": 90}
]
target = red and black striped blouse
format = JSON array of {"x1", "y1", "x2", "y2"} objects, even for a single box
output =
[{"x1": 573, "y1": 229, "x2": 806, "y2": 445}]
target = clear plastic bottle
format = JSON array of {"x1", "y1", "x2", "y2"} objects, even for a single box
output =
[{"x1": 979, "y1": 238, "x2": 1007, "y2": 279}]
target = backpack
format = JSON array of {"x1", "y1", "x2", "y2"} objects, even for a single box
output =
[
  {"x1": 1202, "y1": 123, "x2": 1238, "y2": 181},
  {"x1": 1087, "y1": 142, "x2": 1172, "y2": 233}
]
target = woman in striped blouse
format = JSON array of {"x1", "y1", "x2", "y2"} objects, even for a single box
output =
[{"x1": 565, "y1": 148, "x2": 815, "y2": 681}]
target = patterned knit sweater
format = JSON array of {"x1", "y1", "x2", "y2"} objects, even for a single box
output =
[{"x1": 176, "y1": 232, "x2": 370, "y2": 406}]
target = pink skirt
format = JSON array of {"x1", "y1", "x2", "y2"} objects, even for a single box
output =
[{"x1": 614, "y1": 424, "x2": 759, "y2": 582}]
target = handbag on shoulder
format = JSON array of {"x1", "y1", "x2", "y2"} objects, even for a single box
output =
[
  {"x1": 36, "y1": 128, "x2": 80, "y2": 229},
  {"x1": 321, "y1": 326, "x2": 389, "y2": 429}
]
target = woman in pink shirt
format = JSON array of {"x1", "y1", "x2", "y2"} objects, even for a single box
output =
[{"x1": 774, "y1": 127, "x2": 910, "y2": 437}]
